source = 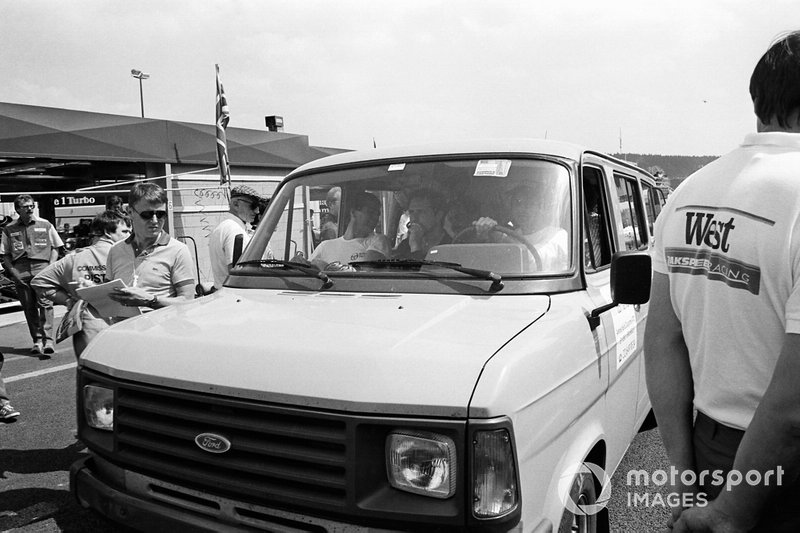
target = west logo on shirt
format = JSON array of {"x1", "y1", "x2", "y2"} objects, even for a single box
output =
[
  {"x1": 665, "y1": 207, "x2": 770, "y2": 295},
  {"x1": 684, "y1": 211, "x2": 735, "y2": 252}
]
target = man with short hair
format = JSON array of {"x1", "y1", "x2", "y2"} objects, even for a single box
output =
[
  {"x1": 309, "y1": 191, "x2": 390, "y2": 270},
  {"x1": 646, "y1": 30, "x2": 800, "y2": 532},
  {"x1": 393, "y1": 188, "x2": 451, "y2": 260},
  {"x1": 106, "y1": 183, "x2": 195, "y2": 311},
  {"x1": 0, "y1": 194, "x2": 63, "y2": 355},
  {"x1": 209, "y1": 185, "x2": 264, "y2": 290},
  {"x1": 32, "y1": 210, "x2": 132, "y2": 357},
  {"x1": 473, "y1": 183, "x2": 569, "y2": 271}
]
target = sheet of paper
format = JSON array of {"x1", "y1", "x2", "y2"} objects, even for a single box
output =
[{"x1": 76, "y1": 279, "x2": 142, "y2": 318}]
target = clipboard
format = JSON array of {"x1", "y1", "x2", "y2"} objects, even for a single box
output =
[{"x1": 76, "y1": 279, "x2": 142, "y2": 318}]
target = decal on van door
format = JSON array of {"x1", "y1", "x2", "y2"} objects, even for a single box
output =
[{"x1": 611, "y1": 305, "x2": 637, "y2": 369}]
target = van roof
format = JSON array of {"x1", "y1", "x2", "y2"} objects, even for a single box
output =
[{"x1": 291, "y1": 138, "x2": 594, "y2": 174}]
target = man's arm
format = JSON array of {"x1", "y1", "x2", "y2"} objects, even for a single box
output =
[
  {"x1": 643, "y1": 273, "x2": 696, "y2": 518},
  {"x1": 674, "y1": 332, "x2": 800, "y2": 531},
  {"x1": 1, "y1": 253, "x2": 20, "y2": 283}
]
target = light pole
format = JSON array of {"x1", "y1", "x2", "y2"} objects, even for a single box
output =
[{"x1": 130, "y1": 69, "x2": 150, "y2": 117}]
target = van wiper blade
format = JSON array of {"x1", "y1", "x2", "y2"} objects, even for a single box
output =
[
  {"x1": 355, "y1": 259, "x2": 504, "y2": 291},
  {"x1": 236, "y1": 259, "x2": 334, "y2": 290}
]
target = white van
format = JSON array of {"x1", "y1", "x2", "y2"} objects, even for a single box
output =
[{"x1": 71, "y1": 139, "x2": 656, "y2": 533}]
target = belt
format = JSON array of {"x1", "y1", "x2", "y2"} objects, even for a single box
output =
[{"x1": 695, "y1": 410, "x2": 746, "y2": 444}]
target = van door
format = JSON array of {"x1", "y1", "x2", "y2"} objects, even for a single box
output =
[{"x1": 582, "y1": 162, "x2": 644, "y2": 464}]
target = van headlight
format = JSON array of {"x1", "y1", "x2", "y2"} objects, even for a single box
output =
[
  {"x1": 386, "y1": 431, "x2": 457, "y2": 499},
  {"x1": 83, "y1": 384, "x2": 114, "y2": 431},
  {"x1": 473, "y1": 429, "x2": 518, "y2": 517}
]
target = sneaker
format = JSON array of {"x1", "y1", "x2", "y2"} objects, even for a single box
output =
[
  {"x1": 0, "y1": 403, "x2": 20, "y2": 419},
  {"x1": 43, "y1": 343, "x2": 55, "y2": 355},
  {"x1": 30, "y1": 342, "x2": 43, "y2": 355}
]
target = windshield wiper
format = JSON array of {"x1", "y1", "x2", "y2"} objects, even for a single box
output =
[
  {"x1": 236, "y1": 259, "x2": 334, "y2": 290},
  {"x1": 355, "y1": 259, "x2": 504, "y2": 291}
]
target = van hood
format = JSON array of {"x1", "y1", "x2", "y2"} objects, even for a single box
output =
[{"x1": 81, "y1": 289, "x2": 549, "y2": 417}]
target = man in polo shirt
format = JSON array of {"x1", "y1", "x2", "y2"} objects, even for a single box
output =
[
  {"x1": 1, "y1": 194, "x2": 63, "y2": 355},
  {"x1": 208, "y1": 185, "x2": 264, "y2": 290},
  {"x1": 106, "y1": 183, "x2": 195, "y2": 311}
]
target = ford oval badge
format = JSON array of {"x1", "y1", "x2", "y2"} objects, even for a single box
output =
[{"x1": 195, "y1": 433, "x2": 232, "y2": 454}]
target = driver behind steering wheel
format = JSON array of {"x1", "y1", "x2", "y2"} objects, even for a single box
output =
[{"x1": 472, "y1": 183, "x2": 568, "y2": 271}]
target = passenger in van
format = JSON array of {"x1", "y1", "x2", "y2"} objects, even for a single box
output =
[
  {"x1": 393, "y1": 188, "x2": 451, "y2": 260},
  {"x1": 308, "y1": 191, "x2": 390, "y2": 270},
  {"x1": 472, "y1": 184, "x2": 568, "y2": 271}
]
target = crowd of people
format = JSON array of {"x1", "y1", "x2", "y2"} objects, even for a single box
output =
[{"x1": 0, "y1": 183, "x2": 255, "y2": 420}]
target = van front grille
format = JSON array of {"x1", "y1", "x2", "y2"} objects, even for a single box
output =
[{"x1": 113, "y1": 384, "x2": 349, "y2": 513}]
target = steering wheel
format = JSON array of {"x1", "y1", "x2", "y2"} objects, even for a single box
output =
[{"x1": 452, "y1": 225, "x2": 543, "y2": 270}]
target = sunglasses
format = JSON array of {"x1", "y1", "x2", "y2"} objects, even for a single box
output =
[
  {"x1": 131, "y1": 207, "x2": 168, "y2": 220},
  {"x1": 19, "y1": 204, "x2": 36, "y2": 210}
]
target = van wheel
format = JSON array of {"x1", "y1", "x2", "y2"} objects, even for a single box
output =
[{"x1": 558, "y1": 471, "x2": 597, "y2": 533}]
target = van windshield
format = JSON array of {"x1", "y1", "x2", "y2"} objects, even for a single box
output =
[{"x1": 238, "y1": 157, "x2": 572, "y2": 282}]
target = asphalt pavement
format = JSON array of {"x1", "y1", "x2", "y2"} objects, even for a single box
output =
[{"x1": 0, "y1": 307, "x2": 119, "y2": 532}]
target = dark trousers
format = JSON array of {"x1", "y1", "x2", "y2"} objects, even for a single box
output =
[
  {"x1": 693, "y1": 411, "x2": 800, "y2": 532},
  {"x1": 0, "y1": 352, "x2": 9, "y2": 403},
  {"x1": 13, "y1": 261, "x2": 53, "y2": 344}
]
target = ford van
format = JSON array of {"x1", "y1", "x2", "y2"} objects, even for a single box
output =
[{"x1": 71, "y1": 139, "x2": 656, "y2": 532}]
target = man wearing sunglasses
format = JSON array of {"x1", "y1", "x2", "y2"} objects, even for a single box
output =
[
  {"x1": 1, "y1": 194, "x2": 63, "y2": 356},
  {"x1": 208, "y1": 185, "x2": 265, "y2": 290},
  {"x1": 106, "y1": 183, "x2": 195, "y2": 312}
]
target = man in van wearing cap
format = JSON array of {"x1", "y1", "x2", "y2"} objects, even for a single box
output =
[{"x1": 208, "y1": 185, "x2": 265, "y2": 290}]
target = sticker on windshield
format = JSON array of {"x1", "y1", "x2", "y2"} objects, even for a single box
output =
[
  {"x1": 474, "y1": 160, "x2": 512, "y2": 177},
  {"x1": 388, "y1": 163, "x2": 406, "y2": 172},
  {"x1": 611, "y1": 305, "x2": 637, "y2": 369}
]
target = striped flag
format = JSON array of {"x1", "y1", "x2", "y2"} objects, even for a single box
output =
[{"x1": 215, "y1": 64, "x2": 231, "y2": 186}]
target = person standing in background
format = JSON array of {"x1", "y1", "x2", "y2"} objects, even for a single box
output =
[
  {"x1": 0, "y1": 194, "x2": 63, "y2": 356},
  {"x1": 319, "y1": 186, "x2": 341, "y2": 242},
  {"x1": 32, "y1": 210, "x2": 132, "y2": 357},
  {"x1": 0, "y1": 353, "x2": 20, "y2": 420},
  {"x1": 208, "y1": 185, "x2": 264, "y2": 290}
]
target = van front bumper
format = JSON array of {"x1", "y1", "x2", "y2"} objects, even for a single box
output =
[
  {"x1": 72, "y1": 454, "x2": 521, "y2": 532},
  {"x1": 70, "y1": 455, "x2": 253, "y2": 532}
]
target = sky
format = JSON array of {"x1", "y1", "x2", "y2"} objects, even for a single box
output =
[{"x1": 1, "y1": 0, "x2": 798, "y2": 157}]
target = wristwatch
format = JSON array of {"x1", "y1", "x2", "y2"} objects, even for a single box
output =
[{"x1": 146, "y1": 295, "x2": 158, "y2": 308}]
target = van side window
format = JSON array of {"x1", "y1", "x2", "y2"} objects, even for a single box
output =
[
  {"x1": 641, "y1": 183, "x2": 656, "y2": 236},
  {"x1": 614, "y1": 173, "x2": 647, "y2": 250},
  {"x1": 582, "y1": 167, "x2": 612, "y2": 270}
]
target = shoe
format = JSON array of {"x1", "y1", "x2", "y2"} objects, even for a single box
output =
[
  {"x1": 43, "y1": 343, "x2": 55, "y2": 355},
  {"x1": 0, "y1": 403, "x2": 20, "y2": 419},
  {"x1": 30, "y1": 342, "x2": 43, "y2": 355}
]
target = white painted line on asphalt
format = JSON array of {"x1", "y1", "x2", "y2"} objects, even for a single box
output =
[{"x1": 6, "y1": 362, "x2": 77, "y2": 383}]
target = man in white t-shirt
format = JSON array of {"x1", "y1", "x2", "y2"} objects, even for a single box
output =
[
  {"x1": 645, "y1": 30, "x2": 800, "y2": 532},
  {"x1": 310, "y1": 191, "x2": 390, "y2": 270},
  {"x1": 472, "y1": 183, "x2": 569, "y2": 271},
  {"x1": 209, "y1": 185, "x2": 264, "y2": 289}
]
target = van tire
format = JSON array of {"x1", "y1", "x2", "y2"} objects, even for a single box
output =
[{"x1": 558, "y1": 471, "x2": 598, "y2": 533}]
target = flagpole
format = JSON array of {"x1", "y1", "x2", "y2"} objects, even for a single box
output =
[{"x1": 215, "y1": 63, "x2": 232, "y2": 199}]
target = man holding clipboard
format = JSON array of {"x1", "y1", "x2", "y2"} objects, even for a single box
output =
[{"x1": 105, "y1": 183, "x2": 195, "y2": 312}]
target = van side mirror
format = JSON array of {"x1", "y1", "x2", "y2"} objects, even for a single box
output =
[{"x1": 588, "y1": 251, "x2": 651, "y2": 330}]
